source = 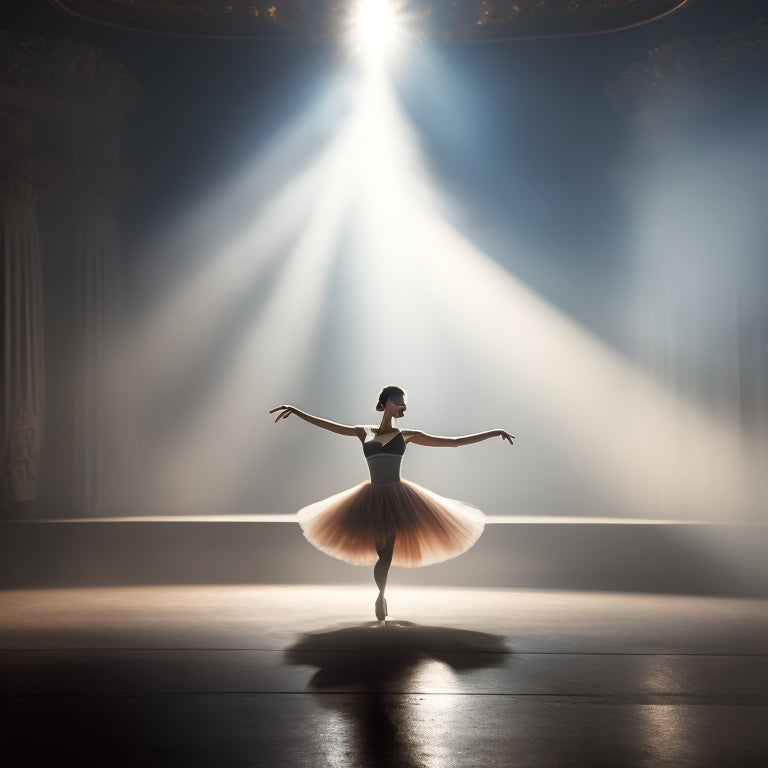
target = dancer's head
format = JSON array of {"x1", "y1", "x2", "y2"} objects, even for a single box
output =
[{"x1": 376, "y1": 385, "x2": 407, "y2": 418}]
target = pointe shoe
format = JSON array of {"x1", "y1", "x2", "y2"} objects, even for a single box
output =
[{"x1": 375, "y1": 595, "x2": 388, "y2": 621}]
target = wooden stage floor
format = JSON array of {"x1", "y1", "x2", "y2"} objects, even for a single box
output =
[{"x1": 2, "y1": 585, "x2": 767, "y2": 767}]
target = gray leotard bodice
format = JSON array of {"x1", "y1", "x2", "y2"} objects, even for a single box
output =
[{"x1": 363, "y1": 431, "x2": 406, "y2": 485}]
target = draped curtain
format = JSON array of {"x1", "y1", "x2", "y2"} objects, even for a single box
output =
[
  {"x1": 72, "y1": 210, "x2": 121, "y2": 516},
  {"x1": 1, "y1": 198, "x2": 45, "y2": 515},
  {"x1": 0, "y1": 33, "x2": 137, "y2": 518}
]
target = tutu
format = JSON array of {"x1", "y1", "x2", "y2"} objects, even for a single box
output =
[{"x1": 297, "y1": 430, "x2": 485, "y2": 567}]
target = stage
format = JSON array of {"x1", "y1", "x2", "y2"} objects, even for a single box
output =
[
  {"x1": 1, "y1": 518, "x2": 767, "y2": 765},
  {"x1": 2, "y1": 584, "x2": 767, "y2": 766},
  {"x1": 1, "y1": 516, "x2": 767, "y2": 595}
]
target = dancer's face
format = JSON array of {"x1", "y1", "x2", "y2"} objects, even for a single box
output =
[{"x1": 387, "y1": 393, "x2": 407, "y2": 419}]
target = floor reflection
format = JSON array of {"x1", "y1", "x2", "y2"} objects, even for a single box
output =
[{"x1": 285, "y1": 621, "x2": 509, "y2": 767}]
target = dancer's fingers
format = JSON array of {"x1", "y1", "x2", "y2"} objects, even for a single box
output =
[{"x1": 270, "y1": 405, "x2": 293, "y2": 422}]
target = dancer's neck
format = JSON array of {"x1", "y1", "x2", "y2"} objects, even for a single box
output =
[{"x1": 377, "y1": 415, "x2": 396, "y2": 434}]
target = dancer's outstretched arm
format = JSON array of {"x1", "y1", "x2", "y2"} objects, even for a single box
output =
[
  {"x1": 404, "y1": 429, "x2": 514, "y2": 447},
  {"x1": 269, "y1": 405, "x2": 362, "y2": 438}
]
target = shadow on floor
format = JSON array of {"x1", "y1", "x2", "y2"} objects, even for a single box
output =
[
  {"x1": 286, "y1": 620, "x2": 510, "y2": 690},
  {"x1": 285, "y1": 621, "x2": 510, "y2": 768}
]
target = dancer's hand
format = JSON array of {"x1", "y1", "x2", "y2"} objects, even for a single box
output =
[
  {"x1": 497, "y1": 430, "x2": 515, "y2": 445},
  {"x1": 269, "y1": 405, "x2": 295, "y2": 423}
]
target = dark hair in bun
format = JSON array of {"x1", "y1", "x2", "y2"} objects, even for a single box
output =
[{"x1": 376, "y1": 385, "x2": 405, "y2": 412}]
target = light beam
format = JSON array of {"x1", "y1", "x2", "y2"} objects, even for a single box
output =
[
  {"x1": 121, "y1": 35, "x2": 765, "y2": 538},
  {"x1": 348, "y1": 0, "x2": 405, "y2": 67}
]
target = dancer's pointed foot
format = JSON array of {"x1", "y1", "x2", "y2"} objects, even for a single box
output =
[{"x1": 375, "y1": 594, "x2": 388, "y2": 621}]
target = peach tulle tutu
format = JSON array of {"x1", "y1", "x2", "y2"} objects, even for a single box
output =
[{"x1": 297, "y1": 431, "x2": 485, "y2": 567}]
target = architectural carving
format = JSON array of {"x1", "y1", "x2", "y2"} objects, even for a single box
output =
[
  {"x1": 0, "y1": 113, "x2": 47, "y2": 204},
  {"x1": 605, "y1": 20, "x2": 768, "y2": 119},
  {"x1": 0, "y1": 32, "x2": 137, "y2": 213},
  {"x1": 0, "y1": 31, "x2": 138, "y2": 113},
  {"x1": 1, "y1": 405, "x2": 41, "y2": 504},
  {"x1": 50, "y1": 0, "x2": 692, "y2": 41}
]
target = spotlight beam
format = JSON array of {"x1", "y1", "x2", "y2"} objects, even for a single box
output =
[
  {"x1": 124, "y1": 25, "x2": 762, "y2": 529},
  {"x1": 347, "y1": 0, "x2": 406, "y2": 68}
]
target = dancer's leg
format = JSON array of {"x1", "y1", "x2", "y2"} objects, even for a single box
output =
[{"x1": 373, "y1": 535, "x2": 395, "y2": 620}]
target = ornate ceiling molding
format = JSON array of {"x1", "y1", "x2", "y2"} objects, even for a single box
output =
[
  {"x1": 0, "y1": 32, "x2": 137, "y2": 209},
  {"x1": 0, "y1": 32, "x2": 138, "y2": 115},
  {"x1": 605, "y1": 18, "x2": 768, "y2": 118},
  {"x1": 50, "y1": 0, "x2": 693, "y2": 42}
]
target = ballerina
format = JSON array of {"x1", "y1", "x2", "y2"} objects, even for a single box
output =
[{"x1": 270, "y1": 385, "x2": 514, "y2": 621}]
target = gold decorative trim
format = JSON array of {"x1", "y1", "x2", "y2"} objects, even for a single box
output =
[{"x1": 50, "y1": 0, "x2": 693, "y2": 41}]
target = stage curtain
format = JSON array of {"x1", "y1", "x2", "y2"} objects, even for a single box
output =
[
  {"x1": 1, "y1": 198, "x2": 45, "y2": 516},
  {"x1": 71, "y1": 209, "x2": 122, "y2": 516}
]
